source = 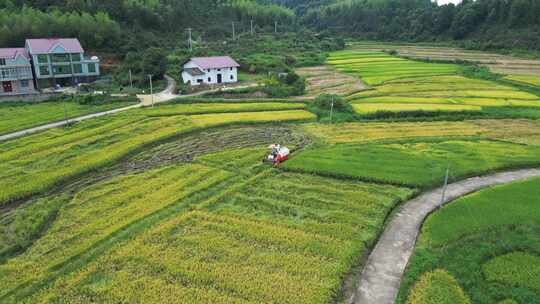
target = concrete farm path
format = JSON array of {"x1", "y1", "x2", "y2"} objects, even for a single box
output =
[{"x1": 350, "y1": 168, "x2": 540, "y2": 304}]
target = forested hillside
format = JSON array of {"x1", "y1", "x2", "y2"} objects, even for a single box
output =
[
  {"x1": 2, "y1": 0, "x2": 538, "y2": 56},
  {"x1": 0, "y1": 0, "x2": 295, "y2": 52},
  {"x1": 292, "y1": 0, "x2": 540, "y2": 51}
]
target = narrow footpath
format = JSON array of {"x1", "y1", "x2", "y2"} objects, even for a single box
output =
[{"x1": 350, "y1": 168, "x2": 540, "y2": 304}]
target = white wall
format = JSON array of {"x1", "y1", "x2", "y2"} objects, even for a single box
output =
[{"x1": 182, "y1": 60, "x2": 238, "y2": 86}]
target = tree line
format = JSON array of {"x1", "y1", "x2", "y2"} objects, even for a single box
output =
[{"x1": 296, "y1": 0, "x2": 540, "y2": 51}]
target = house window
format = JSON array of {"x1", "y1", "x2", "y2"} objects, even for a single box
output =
[
  {"x1": 208, "y1": 77, "x2": 211, "y2": 82},
  {"x1": 39, "y1": 65, "x2": 50, "y2": 76},
  {"x1": 51, "y1": 54, "x2": 70, "y2": 63},
  {"x1": 217, "y1": 69, "x2": 221, "y2": 71},
  {"x1": 0, "y1": 59, "x2": 5, "y2": 66},
  {"x1": 71, "y1": 53, "x2": 81, "y2": 62},
  {"x1": 53, "y1": 65, "x2": 72, "y2": 75},
  {"x1": 20, "y1": 80, "x2": 29, "y2": 87},
  {"x1": 87, "y1": 63, "x2": 96, "y2": 73},
  {"x1": 73, "y1": 64, "x2": 83, "y2": 74},
  {"x1": 37, "y1": 55, "x2": 48, "y2": 63},
  {"x1": 197, "y1": 79, "x2": 203, "y2": 83},
  {"x1": 230, "y1": 75, "x2": 234, "y2": 80},
  {"x1": 230, "y1": 67, "x2": 233, "y2": 71}
]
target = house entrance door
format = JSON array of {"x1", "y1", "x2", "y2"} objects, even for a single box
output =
[
  {"x1": 217, "y1": 74, "x2": 222, "y2": 84},
  {"x1": 2, "y1": 81, "x2": 12, "y2": 93}
]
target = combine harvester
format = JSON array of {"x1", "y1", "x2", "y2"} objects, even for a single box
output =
[{"x1": 265, "y1": 144, "x2": 290, "y2": 165}]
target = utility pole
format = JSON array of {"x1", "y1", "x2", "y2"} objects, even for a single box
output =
[
  {"x1": 329, "y1": 95, "x2": 334, "y2": 124},
  {"x1": 440, "y1": 167, "x2": 450, "y2": 208},
  {"x1": 129, "y1": 69, "x2": 133, "y2": 89},
  {"x1": 187, "y1": 28, "x2": 193, "y2": 52},
  {"x1": 250, "y1": 19, "x2": 254, "y2": 35},
  {"x1": 232, "y1": 21, "x2": 236, "y2": 40},
  {"x1": 148, "y1": 74, "x2": 154, "y2": 108},
  {"x1": 274, "y1": 21, "x2": 278, "y2": 34}
]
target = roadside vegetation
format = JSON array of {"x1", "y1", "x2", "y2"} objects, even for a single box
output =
[{"x1": 398, "y1": 178, "x2": 540, "y2": 304}]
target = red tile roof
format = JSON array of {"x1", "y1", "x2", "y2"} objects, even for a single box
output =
[
  {"x1": 190, "y1": 56, "x2": 240, "y2": 69},
  {"x1": 26, "y1": 38, "x2": 84, "y2": 54},
  {"x1": 0, "y1": 48, "x2": 29, "y2": 59}
]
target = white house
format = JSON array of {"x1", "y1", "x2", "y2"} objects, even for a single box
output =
[{"x1": 182, "y1": 56, "x2": 240, "y2": 86}]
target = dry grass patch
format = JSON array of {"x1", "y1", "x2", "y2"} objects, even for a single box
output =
[
  {"x1": 353, "y1": 103, "x2": 481, "y2": 114},
  {"x1": 302, "y1": 121, "x2": 485, "y2": 144},
  {"x1": 296, "y1": 66, "x2": 367, "y2": 97}
]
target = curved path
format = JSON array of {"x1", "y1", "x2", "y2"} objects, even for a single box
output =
[{"x1": 350, "y1": 168, "x2": 540, "y2": 304}]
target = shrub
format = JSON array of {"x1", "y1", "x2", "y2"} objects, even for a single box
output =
[
  {"x1": 314, "y1": 94, "x2": 353, "y2": 113},
  {"x1": 406, "y1": 269, "x2": 471, "y2": 304},
  {"x1": 483, "y1": 252, "x2": 540, "y2": 292}
]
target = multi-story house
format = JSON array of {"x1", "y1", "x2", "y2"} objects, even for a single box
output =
[
  {"x1": 25, "y1": 38, "x2": 100, "y2": 89},
  {"x1": 0, "y1": 48, "x2": 36, "y2": 95}
]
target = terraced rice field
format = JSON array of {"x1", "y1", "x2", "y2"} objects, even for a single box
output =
[
  {"x1": 398, "y1": 178, "x2": 540, "y2": 304},
  {"x1": 349, "y1": 42, "x2": 540, "y2": 76},
  {"x1": 296, "y1": 66, "x2": 367, "y2": 97},
  {"x1": 325, "y1": 51, "x2": 540, "y2": 116},
  {"x1": 327, "y1": 51, "x2": 459, "y2": 86},
  {"x1": 505, "y1": 75, "x2": 540, "y2": 87}
]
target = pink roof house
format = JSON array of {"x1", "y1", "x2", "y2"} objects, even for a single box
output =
[
  {"x1": 25, "y1": 38, "x2": 84, "y2": 54},
  {"x1": 182, "y1": 56, "x2": 240, "y2": 86}
]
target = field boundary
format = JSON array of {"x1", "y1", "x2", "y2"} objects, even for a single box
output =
[{"x1": 349, "y1": 168, "x2": 540, "y2": 304}]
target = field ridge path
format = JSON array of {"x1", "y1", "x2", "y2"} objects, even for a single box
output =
[{"x1": 350, "y1": 168, "x2": 540, "y2": 304}]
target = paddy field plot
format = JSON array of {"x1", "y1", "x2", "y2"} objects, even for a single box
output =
[
  {"x1": 283, "y1": 140, "x2": 540, "y2": 188},
  {"x1": 0, "y1": 98, "x2": 136, "y2": 135},
  {"x1": 398, "y1": 178, "x2": 540, "y2": 304},
  {"x1": 353, "y1": 103, "x2": 481, "y2": 114},
  {"x1": 505, "y1": 75, "x2": 540, "y2": 87}
]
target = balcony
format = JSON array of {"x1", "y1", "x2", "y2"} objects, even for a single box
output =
[{"x1": 0, "y1": 66, "x2": 33, "y2": 81}]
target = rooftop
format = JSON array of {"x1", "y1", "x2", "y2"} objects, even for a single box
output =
[
  {"x1": 189, "y1": 56, "x2": 240, "y2": 69},
  {"x1": 0, "y1": 48, "x2": 29, "y2": 59},
  {"x1": 26, "y1": 38, "x2": 84, "y2": 54}
]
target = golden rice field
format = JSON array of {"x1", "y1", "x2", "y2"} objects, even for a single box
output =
[
  {"x1": 302, "y1": 119, "x2": 540, "y2": 144},
  {"x1": 0, "y1": 148, "x2": 413, "y2": 303},
  {"x1": 0, "y1": 108, "x2": 315, "y2": 206},
  {"x1": 353, "y1": 103, "x2": 481, "y2": 114},
  {"x1": 505, "y1": 75, "x2": 540, "y2": 87}
]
